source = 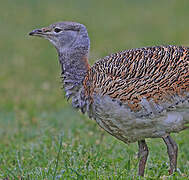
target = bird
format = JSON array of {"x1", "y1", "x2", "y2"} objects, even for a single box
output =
[{"x1": 29, "y1": 21, "x2": 189, "y2": 176}]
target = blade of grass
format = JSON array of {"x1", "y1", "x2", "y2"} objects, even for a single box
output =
[{"x1": 53, "y1": 133, "x2": 63, "y2": 180}]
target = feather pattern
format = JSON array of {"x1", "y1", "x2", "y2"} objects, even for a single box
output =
[
  {"x1": 84, "y1": 45, "x2": 189, "y2": 115},
  {"x1": 82, "y1": 45, "x2": 189, "y2": 143}
]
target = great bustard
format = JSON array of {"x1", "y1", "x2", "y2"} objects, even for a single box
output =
[{"x1": 29, "y1": 21, "x2": 189, "y2": 176}]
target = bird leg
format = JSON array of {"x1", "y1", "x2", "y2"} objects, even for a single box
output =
[
  {"x1": 138, "y1": 139, "x2": 149, "y2": 176},
  {"x1": 162, "y1": 135, "x2": 178, "y2": 175}
]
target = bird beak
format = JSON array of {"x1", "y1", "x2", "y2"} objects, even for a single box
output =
[
  {"x1": 29, "y1": 28, "x2": 44, "y2": 36},
  {"x1": 29, "y1": 27, "x2": 52, "y2": 38}
]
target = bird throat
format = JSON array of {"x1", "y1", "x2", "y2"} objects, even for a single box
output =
[{"x1": 58, "y1": 47, "x2": 90, "y2": 112}]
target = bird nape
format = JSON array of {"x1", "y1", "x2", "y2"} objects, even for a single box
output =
[{"x1": 29, "y1": 21, "x2": 189, "y2": 176}]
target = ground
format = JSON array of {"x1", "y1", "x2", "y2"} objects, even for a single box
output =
[{"x1": 0, "y1": 0, "x2": 189, "y2": 179}]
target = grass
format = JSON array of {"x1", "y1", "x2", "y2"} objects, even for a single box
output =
[{"x1": 0, "y1": 0, "x2": 189, "y2": 179}]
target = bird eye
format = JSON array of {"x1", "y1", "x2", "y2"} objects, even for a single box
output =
[{"x1": 54, "y1": 28, "x2": 62, "y2": 33}]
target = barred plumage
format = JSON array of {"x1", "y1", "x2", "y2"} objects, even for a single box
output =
[
  {"x1": 30, "y1": 21, "x2": 189, "y2": 176},
  {"x1": 84, "y1": 45, "x2": 189, "y2": 113}
]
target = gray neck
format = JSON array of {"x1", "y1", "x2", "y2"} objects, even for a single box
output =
[{"x1": 57, "y1": 29, "x2": 90, "y2": 112}]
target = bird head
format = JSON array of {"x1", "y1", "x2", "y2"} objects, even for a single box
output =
[{"x1": 29, "y1": 21, "x2": 88, "y2": 51}]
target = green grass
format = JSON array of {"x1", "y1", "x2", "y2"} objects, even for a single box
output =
[{"x1": 0, "y1": 0, "x2": 189, "y2": 179}]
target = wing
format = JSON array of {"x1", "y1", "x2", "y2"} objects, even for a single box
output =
[{"x1": 84, "y1": 45, "x2": 189, "y2": 114}]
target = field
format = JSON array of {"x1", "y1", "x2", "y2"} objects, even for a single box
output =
[{"x1": 0, "y1": 0, "x2": 189, "y2": 179}]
